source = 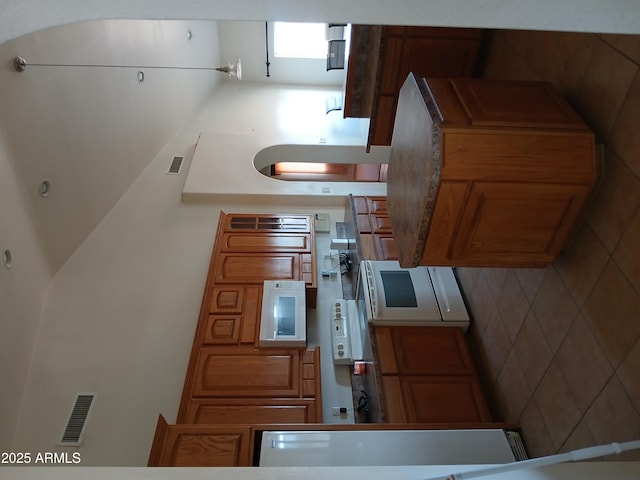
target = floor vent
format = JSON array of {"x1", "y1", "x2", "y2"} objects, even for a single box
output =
[
  {"x1": 505, "y1": 430, "x2": 529, "y2": 461},
  {"x1": 167, "y1": 156, "x2": 184, "y2": 175},
  {"x1": 59, "y1": 393, "x2": 96, "y2": 446}
]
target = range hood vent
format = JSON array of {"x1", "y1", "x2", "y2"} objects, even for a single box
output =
[{"x1": 59, "y1": 393, "x2": 96, "y2": 446}]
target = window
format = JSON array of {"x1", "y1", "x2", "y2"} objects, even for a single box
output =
[{"x1": 273, "y1": 22, "x2": 327, "y2": 59}]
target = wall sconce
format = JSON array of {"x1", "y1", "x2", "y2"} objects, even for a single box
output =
[{"x1": 214, "y1": 59, "x2": 242, "y2": 80}]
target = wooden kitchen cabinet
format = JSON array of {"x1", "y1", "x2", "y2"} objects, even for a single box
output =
[
  {"x1": 223, "y1": 214, "x2": 311, "y2": 232},
  {"x1": 219, "y1": 231, "x2": 312, "y2": 253},
  {"x1": 213, "y1": 212, "x2": 317, "y2": 305},
  {"x1": 350, "y1": 196, "x2": 398, "y2": 261},
  {"x1": 173, "y1": 211, "x2": 321, "y2": 428},
  {"x1": 148, "y1": 415, "x2": 252, "y2": 467},
  {"x1": 184, "y1": 398, "x2": 319, "y2": 425},
  {"x1": 193, "y1": 347, "x2": 302, "y2": 398},
  {"x1": 387, "y1": 75, "x2": 600, "y2": 268},
  {"x1": 214, "y1": 252, "x2": 302, "y2": 284},
  {"x1": 374, "y1": 326, "x2": 492, "y2": 423},
  {"x1": 344, "y1": 26, "x2": 484, "y2": 149},
  {"x1": 205, "y1": 285, "x2": 261, "y2": 345}
]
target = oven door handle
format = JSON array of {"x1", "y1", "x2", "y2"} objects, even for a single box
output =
[{"x1": 429, "y1": 267, "x2": 452, "y2": 314}]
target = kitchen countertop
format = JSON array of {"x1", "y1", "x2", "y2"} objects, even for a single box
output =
[
  {"x1": 343, "y1": 25, "x2": 383, "y2": 119},
  {"x1": 386, "y1": 72, "x2": 441, "y2": 268},
  {"x1": 341, "y1": 198, "x2": 385, "y2": 424}
]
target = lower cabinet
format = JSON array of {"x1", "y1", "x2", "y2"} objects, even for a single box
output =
[
  {"x1": 382, "y1": 375, "x2": 491, "y2": 423},
  {"x1": 374, "y1": 326, "x2": 492, "y2": 423},
  {"x1": 148, "y1": 415, "x2": 252, "y2": 467}
]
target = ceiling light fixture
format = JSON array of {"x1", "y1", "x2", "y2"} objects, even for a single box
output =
[
  {"x1": 214, "y1": 59, "x2": 242, "y2": 80},
  {"x1": 12, "y1": 56, "x2": 242, "y2": 80}
]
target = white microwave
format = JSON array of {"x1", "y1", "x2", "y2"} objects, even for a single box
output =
[{"x1": 259, "y1": 280, "x2": 307, "y2": 347}]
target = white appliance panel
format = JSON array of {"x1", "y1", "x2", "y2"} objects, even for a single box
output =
[
  {"x1": 259, "y1": 429, "x2": 516, "y2": 466},
  {"x1": 357, "y1": 260, "x2": 470, "y2": 331}
]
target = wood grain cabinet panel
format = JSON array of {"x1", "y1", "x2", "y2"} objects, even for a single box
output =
[
  {"x1": 149, "y1": 416, "x2": 251, "y2": 467},
  {"x1": 206, "y1": 286, "x2": 261, "y2": 345},
  {"x1": 351, "y1": 196, "x2": 397, "y2": 261},
  {"x1": 185, "y1": 399, "x2": 319, "y2": 424},
  {"x1": 193, "y1": 347, "x2": 300, "y2": 398},
  {"x1": 389, "y1": 326, "x2": 475, "y2": 376},
  {"x1": 367, "y1": 27, "x2": 483, "y2": 147},
  {"x1": 204, "y1": 316, "x2": 241, "y2": 344},
  {"x1": 220, "y1": 232, "x2": 311, "y2": 253},
  {"x1": 374, "y1": 326, "x2": 491, "y2": 423},
  {"x1": 373, "y1": 235, "x2": 398, "y2": 261},
  {"x1": 214, "y1": 253, "x2": 300, "y2": 284},
  {"x1": 401, "y1": 376, "x2": 492, "y2": 423}
]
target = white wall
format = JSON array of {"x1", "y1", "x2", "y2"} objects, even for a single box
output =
[
  {"x1": 218, "y1": 21, "x2": 346, "y2": 86},
  {"x1": 0, "y1": 19, "x2": 220, "y2": 457},
  {"x1": 183, "y1": 81, "x2": 387, "y2": 202}
]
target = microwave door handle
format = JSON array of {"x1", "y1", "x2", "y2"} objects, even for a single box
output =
[{"x1": 429, "y1": 267, "x2": 452, "y2": 314}]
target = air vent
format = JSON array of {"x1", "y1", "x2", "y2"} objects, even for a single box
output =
[
  {"x1": 505, "y1": 430, "x2": 528, "y2": 461},
  {"x1": 167, "y1": 156, "x2": 184, "y2": 175},
  {"x1": 59, "y1": 393, "x2": 96, "y2": 446}
]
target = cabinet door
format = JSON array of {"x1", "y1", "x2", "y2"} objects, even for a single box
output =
[
  {"x1": 375, "y1": 326, "x2": 475, "y2": 376},
  {"x1": 206, "y1": 286, "x2": 261, "y2": 345},
  {"x1": 224, "y1": 214, "x2": 311, "y2": 232},
  {"x1": 193, "y1": 347, "x2": 300, "y2": 397},
  {"x1": 214, "y1": 252, "x2": 300, "y2": 284},
  {"x1": 373, "y1": 234, "x2": 398, "y2": 261},
  {"x1": 370, "y1": 213, "x2": 393, "y2": 234},
  {"x1": 185, "y1": 398, "x2": 319, "y2": 424},
  {"x1": 149, "y1": 417, "x2": 252, "y2": 467},
  {"x1": 392, "y1": 326, "x2": 476, "y2": 376},
  {"x1": 402, "y1": 37, "x2": 480, "y2": 79},
  {"x1": 366, "y1": 196, "x2": 389, "y2": 214},
  {"x1": 450, "y1": 181, "x2": 592, "y2": 266},
  {"x1": 401, "y1": 376, "x2": 492, "y2": 423},
  {"x1": 220, "y1": 232, "x2": 312, "y2": 253}
]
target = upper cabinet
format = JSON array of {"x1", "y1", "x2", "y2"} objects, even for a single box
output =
[
  {"x1": 344, "y1": 26, "x2": 485, "y2": 150},
  {"x1": 173, "y1": 211, "x2": 322, "y2": 429},
  {"x1": 213, "y1": 212, "x2": 317, "y2": 302}
]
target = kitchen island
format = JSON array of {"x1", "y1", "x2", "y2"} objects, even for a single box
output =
[{"x1": 387, "y1": 73, "x2": 600, "y2": 268}]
